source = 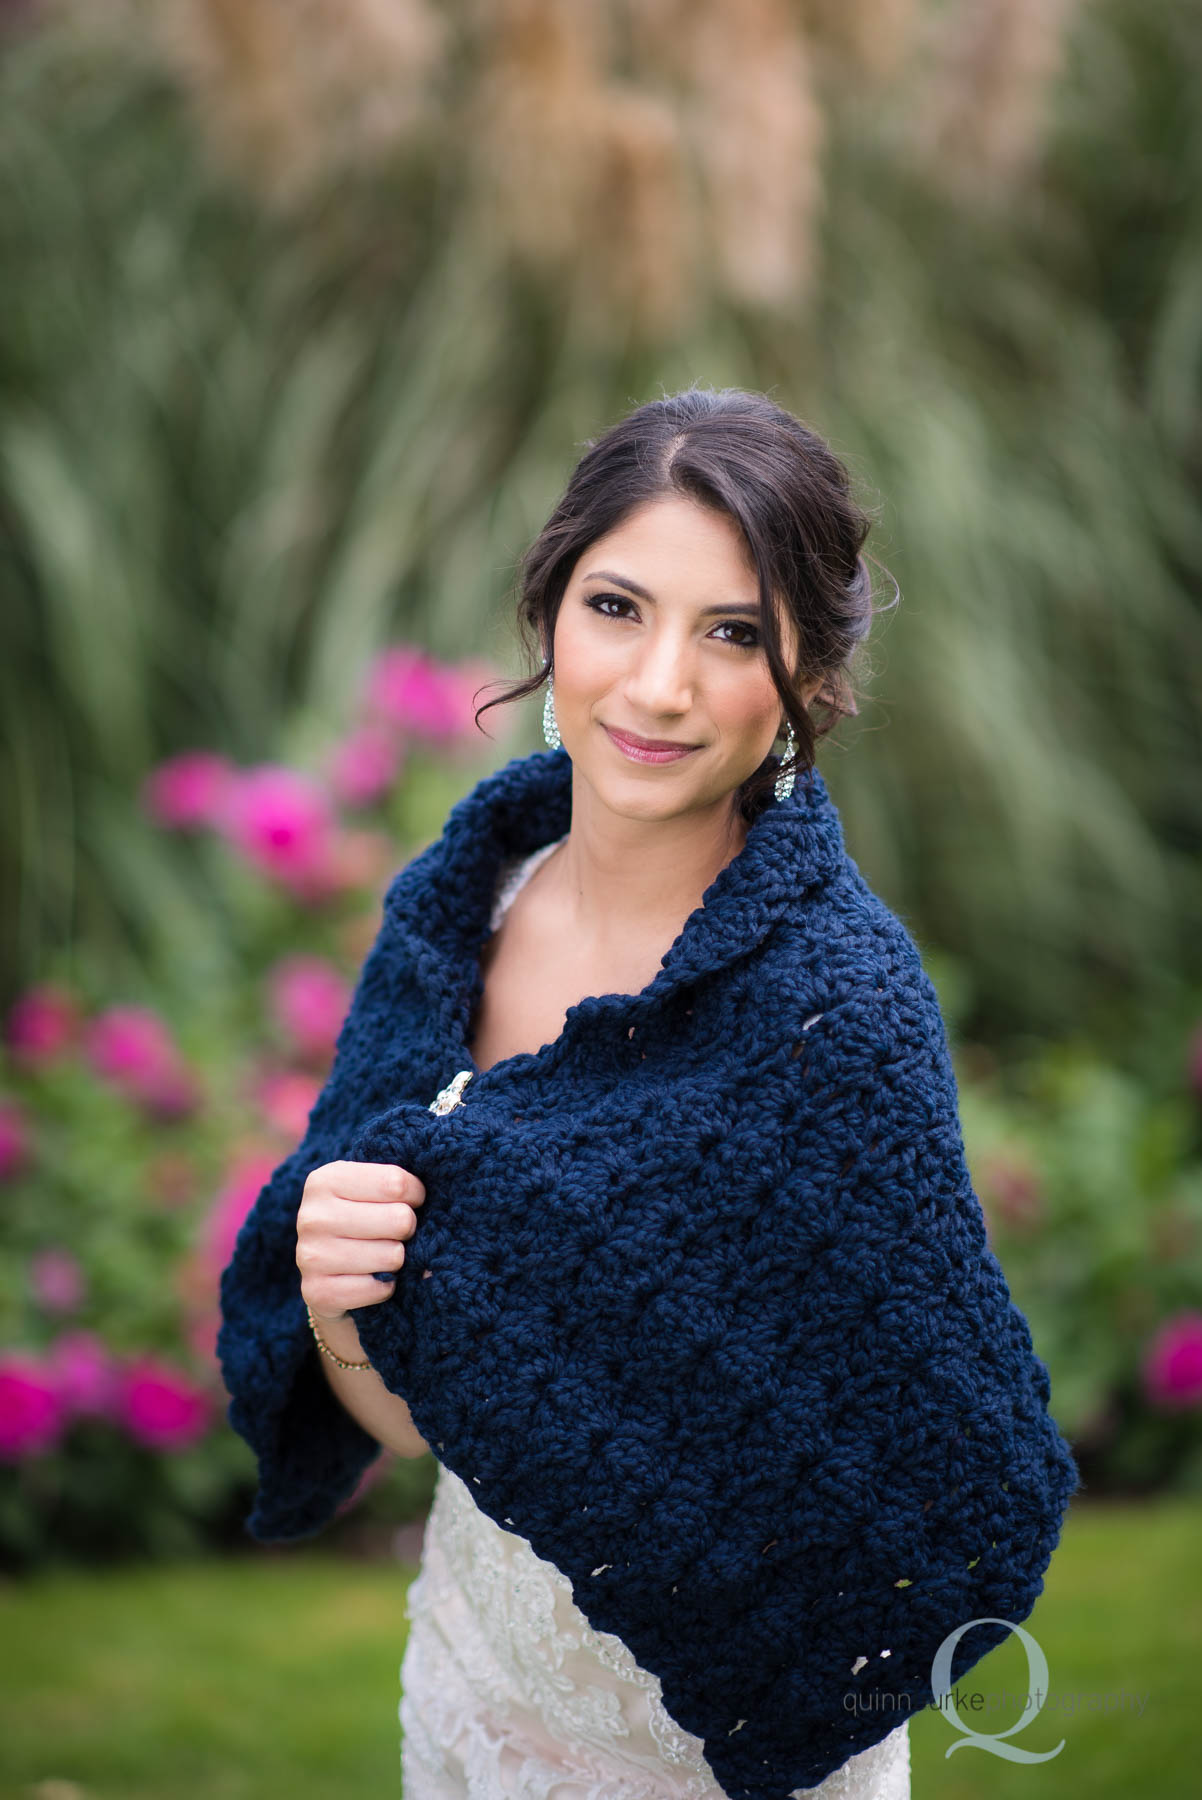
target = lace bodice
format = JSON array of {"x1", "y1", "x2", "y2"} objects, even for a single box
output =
[{"x1": 398, "y1": 837, "x2": 912, "y2": 1799}]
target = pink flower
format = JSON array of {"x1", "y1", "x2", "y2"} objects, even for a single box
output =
[
  {"x1": 5, "y1": 983, "x2": 80, "y2": 1069},
  {"x1": 116, "y1": 1355, "x2": 212, "y2": 1452},
  {"x1": 327, "y1": 724, "x2": 404, "y2": 808},
  {"x1": 30, "y1": 1248, "x2": 86, "y2": 1315},
  {"x1": 0, "y1": 1096, "x2": 30, "y2": 1182},
  {"x1": 200, "y1": 1152, "x2": 279, "y2": 1277},
  {"x1": 1143, "y1": 1311, "x2": 1202, "y2": 1411},
  {"x1": 216, "y1": 764, "x2": 337, "y2": 891},
  {"x1": 84, "y1": 1006, "x2": 200, "y2": 1118},
  {"x1": 48, "y1": 1330, "x2": 121, "y2": 1421},
  {"x1": 267, "y1": 955, "x2": 350, "y2": 1063},
  {"x1": 442, "y1": 657, "x2": 509, "y2": 745},
  {"x1": 0, "y1": 1353, "x2": 67, "y2": 1460},
  {"x1": 142, "y1": 751, "x2": 236, "y2": 829},
  {"x1": 256, "y1": 1068, "x2": 322, "y2": 1140},
  {"x1": 365, "y1": 646, "x2": 468, "y2": 743}
]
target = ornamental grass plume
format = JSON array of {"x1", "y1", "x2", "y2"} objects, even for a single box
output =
[
  {"x1": 910, "y1": 0, "x2": 1084, "y2": 198},
  {"x1": 633, "y1": 0, "x2": 824, "y2": 309},
  {"x1": 157, "y1": 0, "x2": 448, "y2": 204}
]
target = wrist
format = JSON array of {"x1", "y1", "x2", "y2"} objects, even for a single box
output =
[{"x1": 306, "y1": 1305, "x2": 372, "y2": 1370}]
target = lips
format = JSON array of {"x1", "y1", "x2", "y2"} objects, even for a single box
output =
[
  {"x1": 603, "y1": 724, "x2": 702, "y2": 765},
  {"x1": 609, "y1": 727, "x2": 697, "y2": 751}
]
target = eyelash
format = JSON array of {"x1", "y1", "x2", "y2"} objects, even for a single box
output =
[{"x1": 583, "y1": 594, "x2": 761, "y2": 650}]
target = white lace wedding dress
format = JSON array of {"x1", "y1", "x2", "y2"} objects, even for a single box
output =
[{"x1": 397, "y1": 839, "x2": 912, "y2": 1800}]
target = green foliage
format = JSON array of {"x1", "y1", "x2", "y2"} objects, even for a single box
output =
[{"x1": 0, "y1": 2, "x2": 1199, "y2": 1051}]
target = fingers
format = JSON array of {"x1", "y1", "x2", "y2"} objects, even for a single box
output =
[
  {"x1": 297, "y1": 1234, "x2": 410, "y2": 1279},
  {"x1": 319, "y1": 1161, "x2": 426, "y2": 1206},
  {"x1": 303, "y1": 1272, "x2": 399, "y2": 1316},
  {"x1": 297, "y1": 1161, "x2": 425, "y2": 1315},
  {"x1": 301, "y1": 1163, "x2": 424, "y2": 1243}
]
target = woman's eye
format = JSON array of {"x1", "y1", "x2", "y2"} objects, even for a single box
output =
[
  {"x1": 714, "y1": 621, "x2": 760, "y2": 649},
  {"x1": 585, "y1": 594, "x2": 634, "y2": 621},
  {"x1": 584, "y1": 595, "x2": 759, "y2": 649}
]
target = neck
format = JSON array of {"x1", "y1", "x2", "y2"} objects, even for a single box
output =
[{"x1": 546, "y1": 770, "x2": 749, "y2": 948}]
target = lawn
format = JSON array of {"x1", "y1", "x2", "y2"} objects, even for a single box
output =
[{"x1": 0, "y1": 1497, "x2": 1196, "y2": 1799}]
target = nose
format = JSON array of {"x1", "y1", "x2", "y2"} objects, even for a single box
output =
[{"x1": 620, "y1": 626, "x2": 695, "y2": 721}]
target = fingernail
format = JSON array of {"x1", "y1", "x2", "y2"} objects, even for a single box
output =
[{"x1": 372, "y1": 1270, "x2": 395, "y2": 1283}]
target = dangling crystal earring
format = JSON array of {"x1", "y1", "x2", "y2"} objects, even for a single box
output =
[
  {"x1": 542, "y1": 674, "x2": 562, "y2": 750},
  {"x1": 774, "y1": 720, "x2": 797, "y2": 802}
]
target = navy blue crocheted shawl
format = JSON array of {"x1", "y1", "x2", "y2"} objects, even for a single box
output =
[{"x1": 218, "y1": 745, "x2": 1079, "y2": 1800}]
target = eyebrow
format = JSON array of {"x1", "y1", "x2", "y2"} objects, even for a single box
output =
[{"x1": 581, "y1": 569, "x2": 762, "y2": 620}]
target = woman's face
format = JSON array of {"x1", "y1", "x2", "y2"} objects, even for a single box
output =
[{"x1": 550, "y1": 494, "x2": 819, "y2": 822}]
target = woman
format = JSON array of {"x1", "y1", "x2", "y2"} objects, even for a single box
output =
[{"x1": 218, "y1": 387, "x2": 1078, "y2": 1800}]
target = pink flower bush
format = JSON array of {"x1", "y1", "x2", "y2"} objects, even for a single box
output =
[
  {"x1": 256, "y1": 1067, "x2": 322, "y2": 1140},
  {"x1": 48, "y1": 1330, "x2": 121, "y2": 1421},
  {"x1": 323, "y1": 826, "x2": 395, "y2": 893},
  {"x1": 216, "y1": 764, "x2": 337, "y2": 893},
  {"x1": 365, "y1": 645, "x2": 477, "y2": 743},
  {"x1": 84, "y1": 1006, "x2": 200, "y2": 1118},
  {"x1": 1142, "y1": 1311, "x2": 1202, "y2": 1411},
  {"x1": 142, "y1": 751, "x2": 235, "y2": 829},
  {"x1": 116, "y1": 1355, "x2": 213, "y2": 1452},
  {"x1": 145, "y1": 1150, "x2": 198, "y2": 1209},
  {"x1": 327, "y1": 724, "x2": 404, "y2": 808},
  {"x1": 200, "y1": 1152, "x2": 280, "y2": 1277},
  {"x1": 0, "y1": 1096, "x2": 30, "y2": 1181},
  {"x1": 5, "y1": 983, "x2": 80, "y2": 1069},
  {"x1": 267, "y1": 955, "x2": 350, "y2": 1063},
  {"x1": 29, "y1": 1248, "x2": 86, "y2": 1315},
  {"x1": 0, "y1": 1353, "x2": 66, "y2": 1459}
]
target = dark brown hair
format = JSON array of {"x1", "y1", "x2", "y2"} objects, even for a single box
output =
[{"x1": 474, "y1": 385, "x2": 894, "y2": 821}]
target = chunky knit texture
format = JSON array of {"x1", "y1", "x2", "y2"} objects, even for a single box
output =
[{"x1": 217, "y1": 745, "x2": 1080, "y2": 1800}]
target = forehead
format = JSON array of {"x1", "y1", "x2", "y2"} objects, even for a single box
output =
[{"x1": 578, "y1": 495, "x2": 757, "y2": 585}]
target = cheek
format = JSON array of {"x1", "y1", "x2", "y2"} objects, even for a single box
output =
[
  {"x1": 554, "y1": 609, "x2": 622, "y2": 689},
  {"x1": 710, "y1": 668, "x2": 779, "y2": 734}
]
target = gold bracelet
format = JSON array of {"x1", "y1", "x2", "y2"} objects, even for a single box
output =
[{"x1": 306, "y1": 1303, "x2": 374, "y2": 1371}]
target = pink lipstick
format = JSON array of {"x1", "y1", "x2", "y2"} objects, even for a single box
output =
[{"x1": 603, "y1": 725, "x2": 701, "y2": 765}]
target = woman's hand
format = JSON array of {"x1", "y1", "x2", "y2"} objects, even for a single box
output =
[{"x1": 297, "y1": 1160, "x2": 426, "y2": 1323}]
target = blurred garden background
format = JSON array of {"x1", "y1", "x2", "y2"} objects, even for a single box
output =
[{"x1": 1, "y1": 0, "x2": 1200, "y2": 1795}]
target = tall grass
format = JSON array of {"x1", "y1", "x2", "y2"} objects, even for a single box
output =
[{"x1": 0, "y1": 0, "x2": 1198, "y2": 1056}]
